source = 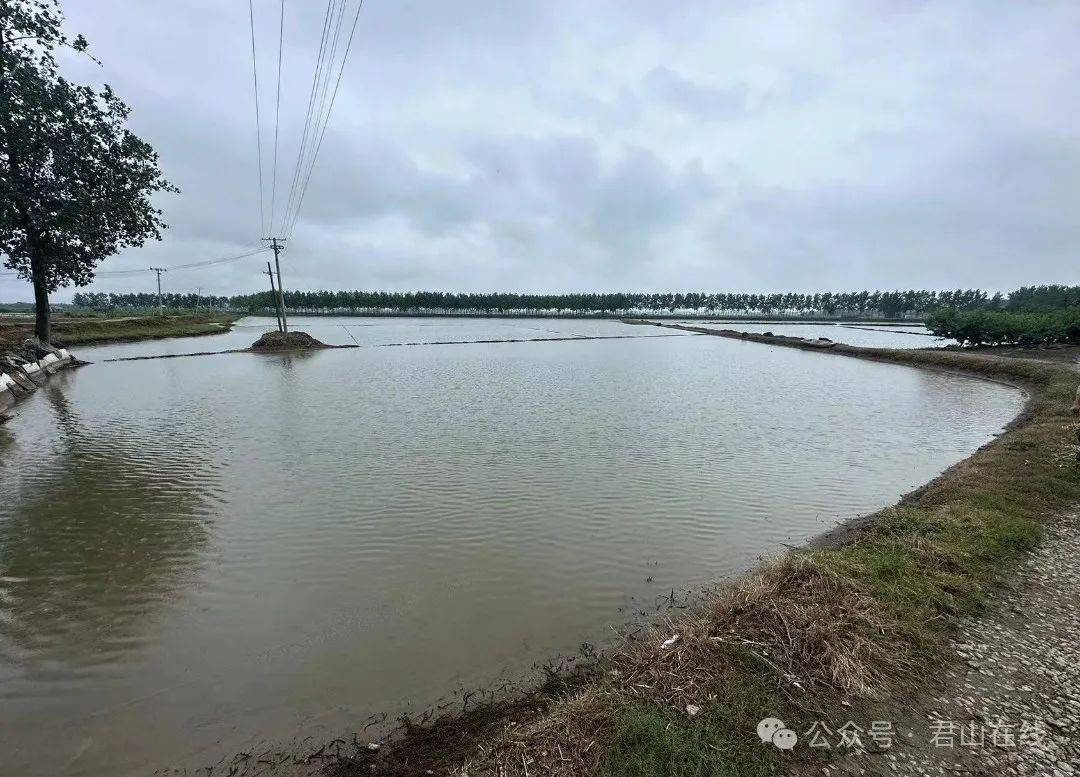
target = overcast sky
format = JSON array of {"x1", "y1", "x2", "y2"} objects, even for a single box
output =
[{"x1": 7, "y1": 0, "x2": 1079, "y2": 302}]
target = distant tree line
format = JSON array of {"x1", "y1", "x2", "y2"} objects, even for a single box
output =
[
  {"x1": 73, "y1": 286, "x2": 1080, "y2": 339},
  {"x1": 226, "y1": 289, "x2": 993, "y2": 317},
  {"x1": 72, "y1": 291, "x2": 229, "y2": 309},
  {"x1": 997, "y1": 284, "x2": 1080, "y2": 312}
]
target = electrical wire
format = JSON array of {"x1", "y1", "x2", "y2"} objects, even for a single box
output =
[
  {"x1": 279, "y1": 0, "x2": 337, "y2": 230},
  {"x1": 0, "y1": 247, "x2": 271, "y2": 280},
  {"x1": 247, "y1": 0, "x2": 267, "y2": 236},
  {"x1": 269, "y1": 0, "x2": 287, "y2": 234},
  {"x1": 284, "y1": 0, "x2": 364, "y2": 240}
]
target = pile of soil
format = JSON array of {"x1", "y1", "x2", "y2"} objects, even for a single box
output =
[{"x1": 250, "y1": 330, "x2": 328, "y2": 350}]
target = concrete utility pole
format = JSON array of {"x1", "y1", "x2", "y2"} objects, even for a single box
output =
[
  {"x1": 149, "y1": 267, "x2": 167, "y2": 316},
  {"x1": 263, "y1": 237, "x2": 288, "y2": 333},
  {"x1": 264, "y1": 261, "x2": 283, "y2": 332},
  {"x1": 195, "y1": 287, "x2": 202, "y2": 314}
]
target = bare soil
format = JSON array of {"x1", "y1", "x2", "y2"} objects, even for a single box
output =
[{"x1": 250, "y1": 330, "x2": 328, "y2": 350}]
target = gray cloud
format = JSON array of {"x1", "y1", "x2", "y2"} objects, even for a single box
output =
[
  {"x1": 4, "y1": 0, "x2": 1078, "y2": 302},
  {"x1": 641, "y1": 66, "x2": 748, "y2": 120}
]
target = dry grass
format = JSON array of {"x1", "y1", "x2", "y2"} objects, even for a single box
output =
[{"x1": 707, "y1": 556, "x2": 916, "y2": 696}]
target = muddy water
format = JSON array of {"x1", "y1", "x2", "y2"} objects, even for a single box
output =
[{"x1": 0, "y1": 319, "x2": 1021, "y2": 776}]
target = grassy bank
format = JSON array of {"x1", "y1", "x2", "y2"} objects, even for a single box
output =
[
  {"x1": 332, "y1": 328, "x2": 1080, "y2": 777},
  {"x1": 0, "y1": 313, "x2": 239, "y2": 350}
]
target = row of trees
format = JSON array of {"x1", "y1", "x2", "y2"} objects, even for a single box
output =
[
  {"x1": 225, "y1": 289, "x2": 995, "y2": 317},
  {"x1": 72, "y1": 291, "x2": 230, "y2": 310},
  {"x1": 999, "y1": 285, "x2": 1080, "y2": 311},
  {"x1": 69, "y1": 284, "x2": 1080, "y2": 326}
]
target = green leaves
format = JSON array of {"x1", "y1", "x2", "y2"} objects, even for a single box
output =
[
  {"x1": 0, "y1": 0, "x2": 175, "y2": 339},
  {"x1": 926, "y1": 306, "x2": 1080, "y2": 346}
]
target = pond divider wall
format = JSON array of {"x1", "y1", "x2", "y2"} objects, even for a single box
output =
[{"x1": 1, "y1": 345, "x2": 78, "y2": 417}]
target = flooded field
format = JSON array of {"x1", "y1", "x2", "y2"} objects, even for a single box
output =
[{"x1": 0, "y1": 318, "x2": 1021, "y2": 775}]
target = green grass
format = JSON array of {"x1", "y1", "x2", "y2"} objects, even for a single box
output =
[
  {"x1": 50, "y1": 314, "x2": 238, "y2": 346},
  {"x1": 600, "y1": 706, "x2": 767, "y2": 777},
  {"x1": 811, "y1": 505, "x2": 1042, "y2": 653},
  {"x1": 598, "y1": 645, "x2": 794, "y2": 777}
]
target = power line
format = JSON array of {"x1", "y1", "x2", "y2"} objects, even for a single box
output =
[
  {"x1": 269, "y1": 0, "x2": 287, "y2": 233},
  {"x1": 284, "y1": 0, "x2": 364, "y2": 240},
  {"x1": 284, "y1": 0, "x2": 355, "y2": 239},
  {"x1": 0, "y1": 247, "x2": 271, "y2": 280},
  {"x1": 247, "y1": 0, "x2": 267, "y2": 236},
  {"x1": 161, "y1": 246, "x2": 272, "y2": 271},
  {"x1": 279, "y1": 0, "x2": 337, "y2": 229},
  {"x1": 281, "y1": 0, "x2": 344, "y2": 234}
]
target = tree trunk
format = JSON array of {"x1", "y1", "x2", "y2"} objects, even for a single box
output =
[{"x1": 31, "y1": 265, "x2": 49, "y2": 343}]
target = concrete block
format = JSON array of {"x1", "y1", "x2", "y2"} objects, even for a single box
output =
[
  {"x1": 21, "y1": 361, "x2": 46, "y2": 385},
  {"x1": 6, "y1": 370, "x2": 35, "y2": 393}
]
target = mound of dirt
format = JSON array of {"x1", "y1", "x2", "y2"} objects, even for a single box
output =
[{"x1": 250, "y1": 330, "x2": 328, "y2": 350}]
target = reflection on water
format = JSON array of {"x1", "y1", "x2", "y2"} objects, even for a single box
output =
[
  {"x1": 0, "y1": 378, "x2": 216, "y2": 689},
  {"x1": 0, "y1": 324, "x2": 1022, "y2": 776}
]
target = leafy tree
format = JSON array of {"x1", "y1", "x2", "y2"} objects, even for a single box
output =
[
  {"x1": 926, "y1": 306, "x2": 1080, "y2": 346},
  {"x1": 0, "y1": 0, "x2": 175, "y2": 343}
]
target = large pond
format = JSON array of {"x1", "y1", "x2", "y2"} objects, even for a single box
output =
[{"x1": 0, "y1": 318, "x2": 1021, "y2": 776}]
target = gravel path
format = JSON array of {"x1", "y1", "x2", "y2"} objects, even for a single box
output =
[{"x1": 819, "y1": 510, "x2": 1080, "y2": 776}]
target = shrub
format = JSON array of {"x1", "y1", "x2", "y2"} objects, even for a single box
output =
[{"x1": 926, "y1": 306, "x2": 1080, "y2": 346}]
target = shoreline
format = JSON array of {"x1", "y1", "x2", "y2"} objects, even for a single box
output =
[{"x1": 305, "y1": 322, "x2": 1078, "y2": 777}]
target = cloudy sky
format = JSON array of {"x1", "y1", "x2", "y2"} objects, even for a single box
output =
[{"x1": 7, "y1": 0, "x2": 1079, "y2": 301}]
